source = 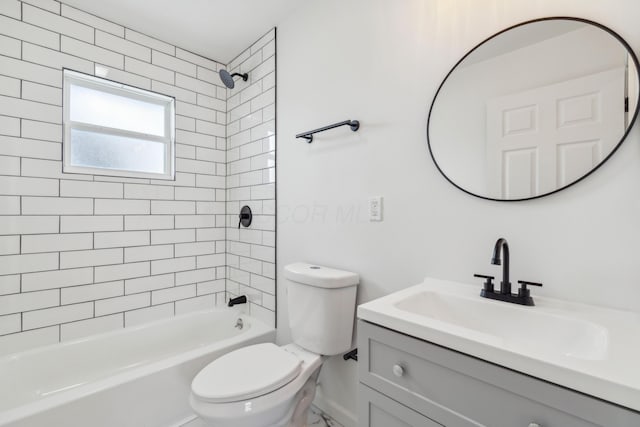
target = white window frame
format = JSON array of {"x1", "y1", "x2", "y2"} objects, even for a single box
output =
[{"x1": 63, "y1": 69, "x2": 175, "y2": 180}]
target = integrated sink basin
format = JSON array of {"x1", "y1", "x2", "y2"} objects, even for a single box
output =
[
  {"x1": 394, "y1": 289, "x2": 609, "y2": 361},
  {"x1": 358, "y1": 277, "x2": 640, "y2": 412}
]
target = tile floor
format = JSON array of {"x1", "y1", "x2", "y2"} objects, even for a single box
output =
[
  {"x1": 308, "y1": 405, "x2": 344, "y2": 427},
  {"x1": 180, "y1": 405, "x2": 343, "y2": 427}
]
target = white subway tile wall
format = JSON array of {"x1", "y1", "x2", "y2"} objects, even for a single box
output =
[
  {"x1": 0, "y1": 1, "x2": 279, "y2": 355},
  {"x1": 226, "y1": 30, "x2": 276, "y2": 328}
]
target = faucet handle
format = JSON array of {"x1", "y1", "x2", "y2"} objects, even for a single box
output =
[
  {"x1": 517, "y1": 280, "x2": 542, "y2": 299},
  {"x1": 474, "y1": 274, "x2": 495, "y2": 292},
  {"x1": 517, "y1": 280, "x2": 543, "y2": 288}
]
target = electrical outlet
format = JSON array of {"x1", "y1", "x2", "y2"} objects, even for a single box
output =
[{"x1": 369, "y1": 196, "x2": 383, "y2": 221}]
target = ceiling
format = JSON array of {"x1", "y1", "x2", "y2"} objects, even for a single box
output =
[{"x1": 61, "y1": 0, "x2": 300, "y2": 64}]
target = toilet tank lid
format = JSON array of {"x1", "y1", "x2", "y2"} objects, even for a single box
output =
[{"x1": 284, "y1": 263, "x2": 359, "y2": 288}]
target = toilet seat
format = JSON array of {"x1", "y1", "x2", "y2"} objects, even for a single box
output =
[{"x1": 191, "y1": 343, "x2": 302, "y2": 403}]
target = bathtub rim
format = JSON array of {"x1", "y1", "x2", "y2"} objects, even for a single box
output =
[{"x1": 0, "y1": 307, "x2": 256, "y2": 362}]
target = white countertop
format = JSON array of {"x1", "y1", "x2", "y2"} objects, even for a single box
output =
[{"x1": 357, "y1": 277, "x2": 640, "y2": 412}]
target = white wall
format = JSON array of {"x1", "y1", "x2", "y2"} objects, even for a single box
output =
[
  {"x1": 276, "y1": 1, "x2": 640, "y2": 425},
  {"x1": 0, "y1": 0, "x2": 228, "y2": 355}
]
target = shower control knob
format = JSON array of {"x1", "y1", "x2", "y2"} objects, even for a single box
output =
[
  {"x1": 392, "y1": 364, "x2": 404, "y2": 377},
  {"x1": 238, "y1": 205, "x2": 252, "y2": 229}
]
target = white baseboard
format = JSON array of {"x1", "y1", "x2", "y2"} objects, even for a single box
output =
[{"x1": 313, "y1": 388, "x2": 357, "y2": 427}]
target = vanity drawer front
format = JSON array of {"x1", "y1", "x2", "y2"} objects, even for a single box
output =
[
  {"x1": 358, "y1": 320, "x2": 640, "y2": 427},
  {"x1": 358, "y1": 383, "x2": 443, "y2": 427}
]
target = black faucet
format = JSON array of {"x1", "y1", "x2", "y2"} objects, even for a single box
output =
[
  {"x1": 492, "y1": 238, "x2": 510, "y2": 295},
  {"x1": 474, "y1": 238, "x2": 542, "y2": 306},
  {"x1": 228, "y1": 295, "x2": 247, "y2": 307}
]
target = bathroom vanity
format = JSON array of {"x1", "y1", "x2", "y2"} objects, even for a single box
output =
[{"x1": 356, "y1": 278, "x2": 640, "y2": 427}]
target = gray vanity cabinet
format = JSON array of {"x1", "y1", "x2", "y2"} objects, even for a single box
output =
[
  {"x1": 357, "y1": 320, "x2": 640, "y2": 427},
  {"x1": 359, "y1": 383, "x2": 443, "y2": 427}
]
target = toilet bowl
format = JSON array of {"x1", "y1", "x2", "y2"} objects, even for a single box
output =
[
  {"x1": 190, "y1": 263, "x2": 359, "y2": 427},
  {"x1": 190, "y1": 343, "x2": 324, "y2": 427}
]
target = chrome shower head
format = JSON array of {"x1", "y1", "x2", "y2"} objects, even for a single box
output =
[{"x1": 219, "y1": 69, "x2": 248, "y2": 89}]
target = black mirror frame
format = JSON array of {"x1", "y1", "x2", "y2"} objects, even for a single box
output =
[{"x1": 426, "y1": 16, "x2": 640, "y2": 202}]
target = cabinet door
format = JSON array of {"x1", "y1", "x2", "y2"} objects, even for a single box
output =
[{"x1": 359, "y1": 383, "x2": 442, "y2": 427}]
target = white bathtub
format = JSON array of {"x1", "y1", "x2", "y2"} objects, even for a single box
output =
[{"x1": 0, "y1": 309, "x2": 275, "y2": 427}]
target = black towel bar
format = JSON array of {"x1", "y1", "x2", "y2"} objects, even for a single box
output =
[{"x1": 296, "y1": 120, "x2": 360, "y2": 143}]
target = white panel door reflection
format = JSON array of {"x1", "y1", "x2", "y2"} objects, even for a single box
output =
[{"x1": 486, "y1": 67, "x2": 625, "y2": 199}]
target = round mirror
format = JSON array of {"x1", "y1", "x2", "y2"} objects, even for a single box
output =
[{"x1": 428, "y1": 17, "x2": 640, "y2": 201}]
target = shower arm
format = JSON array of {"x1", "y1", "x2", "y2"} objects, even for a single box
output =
[{"x1": 296, "y1": 119, "x2": 360, "y2": 143}]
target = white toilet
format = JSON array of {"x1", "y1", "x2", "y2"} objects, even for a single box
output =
[{"x1": 189, "y1": 263, "x2": 359, "y2": 427}]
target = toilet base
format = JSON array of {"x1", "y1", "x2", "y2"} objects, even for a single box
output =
[
  {"x1": 287, "y1": 372, "x2": 318, "y2": 427},
  {"x1": 251, "y1": 374, "x2": 317, "y2": 427}
]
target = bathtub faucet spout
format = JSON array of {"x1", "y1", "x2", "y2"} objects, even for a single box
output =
[{"x1": 228, "y1": 295, "x2": 247, "y2": 307}]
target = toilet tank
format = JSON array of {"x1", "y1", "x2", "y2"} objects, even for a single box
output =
[{"x1": 284, "y1": 263, "x2": 359, "y2": 356}]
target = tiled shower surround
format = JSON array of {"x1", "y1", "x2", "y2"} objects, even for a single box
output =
[
  {"x1": 0, "y1": 0, "x2": 276, "y2": 354},
  {"x1": 225, "y1": 30, "x2": 276, "y2": 327}
]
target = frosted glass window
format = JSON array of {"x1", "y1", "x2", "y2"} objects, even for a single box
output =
[
  {"x1": 63, "y1": 70, "x2": 175, "y2": 180},
  {"x1": 69, "y1": 85, "x2": 166, "y2": 136},
  {"x1": 70, "y1": 129, "x2": 165, "y2": 174}
]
